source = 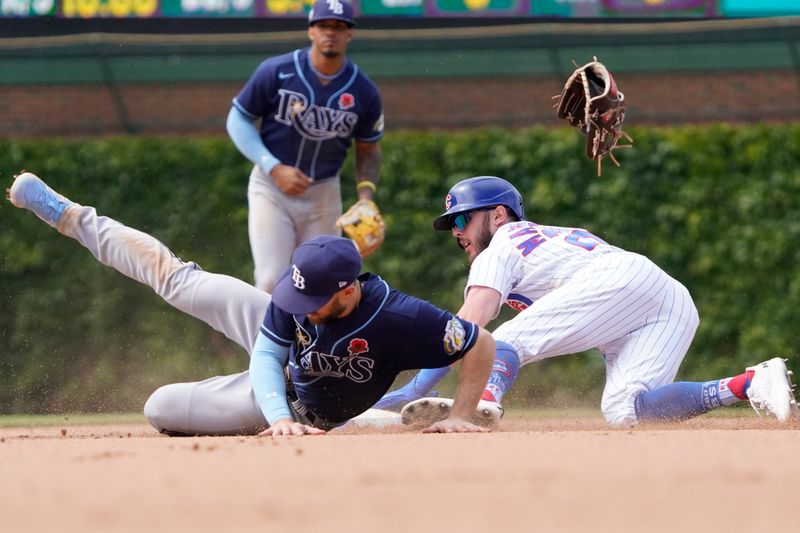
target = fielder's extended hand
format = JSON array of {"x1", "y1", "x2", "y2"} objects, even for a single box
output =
[
  {"x1": 422, "y1": 417, "x2": 491, "y2": 434},
  {"x1": 259, "y1": 419, "x2": 326, "y2": 437}
]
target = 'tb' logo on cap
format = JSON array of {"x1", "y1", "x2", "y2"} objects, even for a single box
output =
[
  {"x1": 327, "y1": 0, "x2": 343, "y2": 14},
  {"x1": 291, "y1": 265, "x2": 306, "y2": 290}
]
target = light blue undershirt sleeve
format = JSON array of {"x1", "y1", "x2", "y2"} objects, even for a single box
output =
[
  {"x1": 249, "y1": 331, "x2": 293, "y2": 424},
  {"x1": 226, "y1": 106, "x2": 280, "y2": 175}
]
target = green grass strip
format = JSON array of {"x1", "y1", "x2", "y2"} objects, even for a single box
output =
[{"x1": 0, "y1": 413, "x2": 146, "y2": 428}]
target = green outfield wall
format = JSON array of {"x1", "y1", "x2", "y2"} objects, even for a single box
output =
[
  {"x1": 2, "y1": 17, "x2": 800, "y2": 83},
  {"x1": 1, "y1": 16, "x2": 799, "y2": 135},
  {"x1": 2, "y1": 124, "x2": 800, "y2": 413}
]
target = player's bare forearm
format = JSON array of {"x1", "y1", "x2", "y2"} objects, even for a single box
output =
[
  {"x1": 448, "y1": 327, "x2": 495, "y2": 422},
  {"x1": 457, "y1": 286, "x2": 503, "y2": 328},
  {"x1": 354, "y1": 141, "x2": 381, "y2": 200}
]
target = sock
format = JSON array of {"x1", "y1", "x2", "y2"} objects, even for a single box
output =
[
  {"x1": 724, "y1": 370, "x2": 755, "y2": 400},
  {"x1": 481, "y1": 341, "x2": 521, "y2": 403},
  {"x1": 634, "y1": 381, "x2": 718, "y2": 422}
]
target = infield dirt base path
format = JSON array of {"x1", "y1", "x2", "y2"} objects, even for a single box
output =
[{"x1": 1, "y1": 415, "x2": 797, "y2": 533}]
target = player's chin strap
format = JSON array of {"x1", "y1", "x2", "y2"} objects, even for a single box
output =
[{"x1": 284, "y1": 373, "x2": 341, "y2": 431}]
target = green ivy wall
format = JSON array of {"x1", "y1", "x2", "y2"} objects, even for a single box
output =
[{"x1": 2, "y1": 124, "x2": 799, "y2": 412}]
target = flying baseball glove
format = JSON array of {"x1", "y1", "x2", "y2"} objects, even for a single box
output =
[
  {"x1": 336, "y1": 199, "x2": 385, "y2": 258},
  {"x1": 555, "y1": 58, "x2": 633, "y2": 175}
]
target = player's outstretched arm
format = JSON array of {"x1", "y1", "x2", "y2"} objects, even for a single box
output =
[
  {"x1": 456, "y1": 286, "x2": 503, "y2": 328},
  {"x1": 250, "y1": 331, "x2": 326, "y2": 437},
  {"x1": 422, "y1": 327, "x2": 495, "y2": 433}
]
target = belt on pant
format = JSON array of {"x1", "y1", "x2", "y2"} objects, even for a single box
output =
[{"x1": 284, "y1": 372, "x2": 340, "y2": 431}]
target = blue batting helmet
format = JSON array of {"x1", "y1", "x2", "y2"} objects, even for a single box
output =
[
  {"x1": 433, "y1": 176, "x2": 525, "y2": 230},
  {"x1": 308, "y1": 0, "x2": 355, "y2": 27}
]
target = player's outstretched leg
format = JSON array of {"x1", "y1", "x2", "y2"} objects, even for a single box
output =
[
  {"x1": 635, "y1": 357, "x2": 798, "y2": 423},
  {"x1": 7, "y1": 171, "x2": 268, "y2": 353},
  {"x1": 7, "y1": 171, "x2": 74, "y2": 227}
]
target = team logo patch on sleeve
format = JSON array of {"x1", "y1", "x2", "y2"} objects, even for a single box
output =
[
  {"x1": 443, "y1": 317, "x2": 466, "y2": 355},
  {"x1": 505, "y1": 292, "x2": 533, "y2": 312},
  {"x1": 373, "y1": 112, "x2": 384, "y2": 133}
]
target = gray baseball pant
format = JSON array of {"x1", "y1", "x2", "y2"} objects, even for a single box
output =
[
  {"x1": 57, "y1": 204, "x2": 270, "y2": 435},
  {"x1": 247, "y1": 165, "x2": 342, "y2": 292}
]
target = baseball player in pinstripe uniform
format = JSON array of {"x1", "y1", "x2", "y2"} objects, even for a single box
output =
[
  {"x1": 227, "y1": 0, "x2": 384, "y2": 292},
  {"x1": 7, "y1": 172, "x2": 494, "y2": 436},
  {"x1": 384, "y1": 176, "x2": 798, "y2": 426}
]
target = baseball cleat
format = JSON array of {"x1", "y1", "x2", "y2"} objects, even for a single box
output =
[
  {"x1": 7, "y1": 172, "x2": 73, "y2": 227},
  {"x1": 746, "y1": 357, "x2": 799, "y2": 422},
  {"x1": 400, "y1": 397, "x2": 504, "y2": 427}
]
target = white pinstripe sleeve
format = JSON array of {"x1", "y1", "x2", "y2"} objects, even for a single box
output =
[{"x1": 465, "y1": 230, "x2": 522, "y2": 302}]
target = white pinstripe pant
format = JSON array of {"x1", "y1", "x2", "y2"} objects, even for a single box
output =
[{"x1": 492, "y1": 251, "x2": 699, "y2": 426}]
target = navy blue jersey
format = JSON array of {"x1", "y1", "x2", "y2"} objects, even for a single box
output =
[
  {"x1": 260, "y1": 273, "x2": 478, "y2": 423},
  {"x1": 233, "y1": 48, "x2": 383, "y2": 181}
]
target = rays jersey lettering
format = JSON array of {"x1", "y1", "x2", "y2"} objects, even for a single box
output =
[
  {"x1": 299, "y1": 350, "x2": 374, "y2": 382},
  {"x1": 275, "y1": 89, "x2": 358, "y2": 140},
  {"x1": 233, "y1": 48, "x2": 383, "y2": 181}
]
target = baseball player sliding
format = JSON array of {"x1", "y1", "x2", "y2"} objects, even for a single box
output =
[
  {"x1": 381, "y1": 176, "x2": 798, "y2": 426},
  {"x1": 7, "y1": 172, "x2": 494, "y2": 436},
  {"x1": 227, "y1": 0, "x2": 385, "y2": 293}
]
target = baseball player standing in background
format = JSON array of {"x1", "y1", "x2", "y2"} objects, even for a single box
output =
[
  {"x1": 227, "y1": 0, "x2": 385, "y2": 292},
  {"x1": 7, "y1": 172, "x2": 494, "y2": 436},
  {"x1": 382, "y1": 176, "x2": 798, "y2": 426}
]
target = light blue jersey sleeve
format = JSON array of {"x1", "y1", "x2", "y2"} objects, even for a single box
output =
[
  {"x1": 226, "y1": 106, "x2": 280, "y2": 175},
  {"x1": 249, "y1": 331, "x2": 293, "y2": 424}
]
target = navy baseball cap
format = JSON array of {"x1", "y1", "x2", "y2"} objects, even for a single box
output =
[
  {"x1": 308, "y1": 0, "x2": 355, "y2": 27},
  {"x1": 271, "y1": 235, "x2": 362, "y2": 315}
]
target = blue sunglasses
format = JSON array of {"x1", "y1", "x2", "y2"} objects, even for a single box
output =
[{"x1": 452, "y1": 208, "x2": 492, "y2": 231}]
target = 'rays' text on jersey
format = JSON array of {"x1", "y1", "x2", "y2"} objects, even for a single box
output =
[
  {"x1": 299, "y1": 350, "x2": 375, "y2": 382},
  {"x1": 275, "y1": 89, "x2": 358, "y2": 141}
]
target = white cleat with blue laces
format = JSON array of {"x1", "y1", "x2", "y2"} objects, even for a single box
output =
[{"x1": 6, "y1": 172, "x2": 73, "y2": 227}]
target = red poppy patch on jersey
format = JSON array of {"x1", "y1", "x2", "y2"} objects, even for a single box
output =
[
  {"x1": 347, "y1": 338, "x2": 369, "y2": 355},
  {"x1": 339, "y1": 93, "x2": 355, "y2": 110}
]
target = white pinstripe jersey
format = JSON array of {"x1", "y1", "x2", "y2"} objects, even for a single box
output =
[{"x1": 467, "y1": 221, "x2": 624, "y2": 311}]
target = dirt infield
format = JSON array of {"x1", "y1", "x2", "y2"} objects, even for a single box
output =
[{"x1": 2, "y1": 414, "x2": 798, "y2": 533}]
